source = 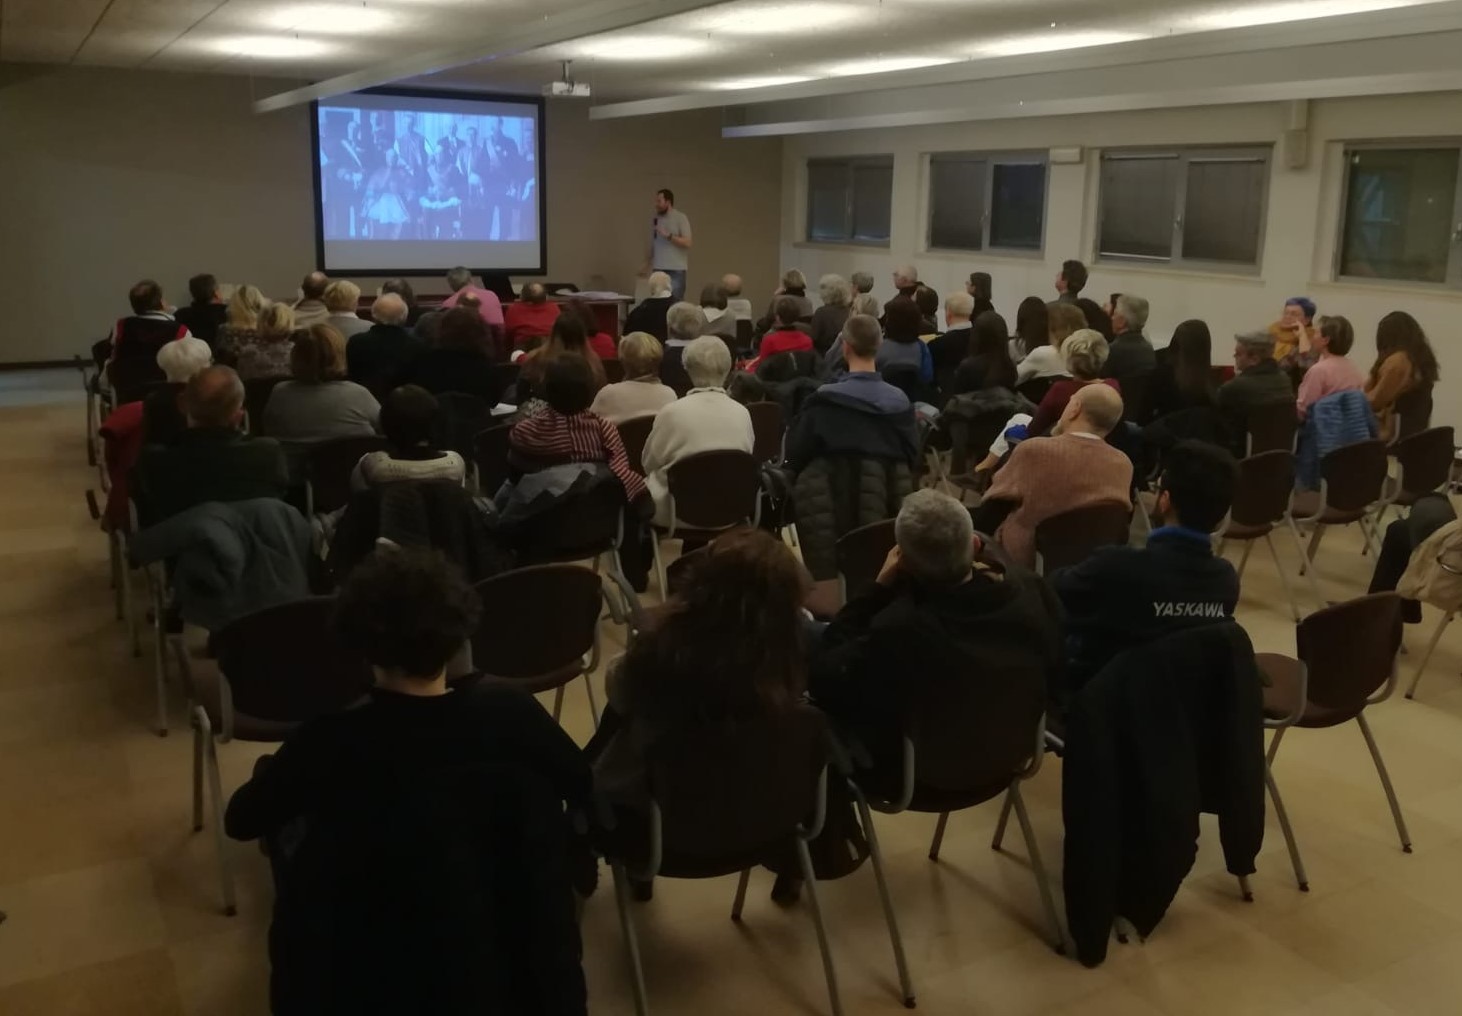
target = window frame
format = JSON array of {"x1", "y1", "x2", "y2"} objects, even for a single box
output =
[
  {"x1": 803, "y1": 155, "x2": 894, "y2": 247},
  {"x1": 1095, "y1": 144, "x2": 1273, "y2": 274},
  {"x1": 924, "y1": 150, "x2": 1049, "y2": 257},
  {"x1": 1333, "y1": 139, "x2": 1462, "y2": 291}
]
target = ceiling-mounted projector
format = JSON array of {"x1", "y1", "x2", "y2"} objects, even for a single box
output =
[{"x1": 543, "y1": 60, "x2": 591, "y2": 98}]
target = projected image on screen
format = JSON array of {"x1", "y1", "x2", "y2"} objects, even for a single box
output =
[{"x1": 318, "y1": 106, "x2": 537, "y2": 243}]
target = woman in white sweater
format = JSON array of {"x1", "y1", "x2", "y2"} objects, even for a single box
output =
[
  {"x1": 1017, "y1": 300, "x2": 1085, "y2": 385},
  {"x1": 589, "y1": 331, "x2": 679, "y2": 425},
  {"x1": 350, "y1": 384, "x2": 466, "y2": 491},
  {"x1": 640, "y1": 336, "x2": 755, "y2": 527}
]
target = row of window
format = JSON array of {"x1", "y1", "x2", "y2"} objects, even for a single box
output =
[{"x1": 805, "y1": 143, "x2": 1462, "y2": 289}]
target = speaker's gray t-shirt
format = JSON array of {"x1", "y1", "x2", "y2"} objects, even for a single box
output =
[{"x1": 652, "y1": 208, "x2": 691, "y2": 271}]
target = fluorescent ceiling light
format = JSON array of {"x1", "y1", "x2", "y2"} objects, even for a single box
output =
[
  {"x1": 1188, "y1": 0, "x2": 1419, "y2": 30},
  {"x1": 683, "y1": 1, "x2": 864, "y2": 36},
  {"x1": 702, "y1": 74, "x2": 814, "y2": 90},
  {"x1": 260, "y1": 4, "x2": 401, "y2": 35},
  {"x1": 206, "y1": 34, "x2": 335, "y2": 58},
  {"x1": 566, "y1": 33, "x2": 715, "y2": 60},
  {"x1": 821, "y1": 54, "x2": 956, "y2": 77},
  {"x1": 976, "y1": 30, "x2": 1146, "y2": 57}
]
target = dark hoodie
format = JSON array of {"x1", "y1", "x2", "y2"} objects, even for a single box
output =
[{"x1": 786, "y1": 372, "x2": 920, "y2": 472}]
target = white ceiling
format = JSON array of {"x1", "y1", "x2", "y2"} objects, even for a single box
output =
[{"x1": 2, "y1": 0, "x2": 1458, "y2": 107}]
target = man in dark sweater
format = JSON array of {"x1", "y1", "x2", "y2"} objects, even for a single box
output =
[
  {"x1": 812, "y1": 489, "x2": 1064, "y2": 783},
  {"x1": 226, "y1": 549, "x2": 592, "y2": 1016},
  {"x1": 134, "y1": 366, "x2": 290, "y2": 523},
  {"x1": 1104, "y1": 292, "x2": 1156, "y2": 381},
  {"x1": 1216, "y1": 329, "x2": 1294, "y2": 456},
  {"x1": 346, "y1": 292, "x2": 421, "y2": 398},
  {"x1": 1051, "y1": 440, "x2": 1240, "y2": 707}
]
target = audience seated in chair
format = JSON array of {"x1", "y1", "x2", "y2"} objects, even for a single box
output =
[
  {"x1": 913, "y1": 284, "x2": 940, "y2": 337},
  {"x1": 979, "y1": 384, "x2": 1132, "y2": 569},
  {"x1": 439, "y1": 265, "x2": 505, "y2": 328},
  {"x1": 1269, "y1": 295, "x2": 1316, "y2": 365},
  {"x1": 721, "y1": 273, "x2": 755, "y2": 323},
  {"x1": 519, "y1": 312, "x2": 606, "y2": 409},
  {"x1": 808, "y1": 274, "x2": 852, "y2": 354},
  {"x1": 504, "y1": 281, "x2": 562, "y2": 349},
  {"x1": 1050, "y1": 440, "x2": 1239, "y2": 706},
  {"x1": 811, "y1": 489, "x2": 1063, "y2": 783},
  {"x1": 1103, "y1": 293, "x2": 1156, "y2": 386},
  {"x1": 350, "y1": 385, "x2": 466, "y2": 492},
  {"x1": 292, "y1": 271, "x2": 331, "y2": 328},
  {"x1": 1145, "y1": 319, "x2": 1216, "y2": 423},
  {"x1": 1366, "y1": 311, "x2": 1439, "y2": 442},
  {"x1": 233, "y1": 301, "x2": 297, "y2": 382},
  {"x1": 1027, "y1": 329, "x2": 1120, "y2": 437},
  {"x1": 658, "y1": 301, "x2": 707, "y2": 396},
  {"x1": 951, "y1": 310, "x2": 1017, "y2": 396},
  {"x1": 641, "y1": 336, "x2": 754, "y2": 528},
  {"x1": 174, "y1": 273, "x2": 227, "y2": 349},
  {"x1": 787, "y1": 314, "x2": 920, "y2": 581},
  {"x1": 927, "y1": 291, "x2": 975, "y2": 389},
  {"x1": 1369, "y1": 492, "x2": 1457, "y2": 625},
  {"x1": 1296, "y1": 314, "x2": 1365, "y2": 419},
  {"x1": 698, "y1": 283, "x2": 740, "y2": 342},
  {"x1": 225, "y1": 549, "x2": 592, "y2": 1016},
  {"x1": 144, "y1": 336, "x2": 213, "y2": 446},
  {"x1": 213, "y1": 284, "x2": 266, "y2": 367},
  {"x1": 874, "y1": 296, "x2": 933, "y2": 384},
  {"x1": 323, "y1": 280, "x2": 369, "y2": 339},
  {"x1": 263, "y1": 324, "x2": 380, "y2": 444},
  {"x1": 758, "y1": 269, "x2": 815, "y2": 334},
  {"x1": 378, "y1": 278, "x2": 425, "y2": 328},
  {"x1": 135, "y1": 365, "x2": 289, "y2": 522},
  {"x1": 625, "y1": 272, "x2": 674, "y2": 342},
  {"x1": 399, "y1": 307, "x2": 504, "y2": 401},
  {"x1": 346, "y1": 293, "x2": 421, "y2": 400},
  {"x1": 562, "y1": 297, "x2": 617, "y2": 361},
  {"x1": 1217, "y1": 330, "x2": 1294, "y2": 457},
  {"x1": 747, "y1": 295, "x2": 814, "y2": 372},
  {"x1": 589, "y1": 331, "x2": 677, "y2": 425},
  {"x1": 105, "y1": 279, "x2": 193, "y2": 383}
]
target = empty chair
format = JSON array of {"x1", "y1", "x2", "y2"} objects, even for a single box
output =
[
  {"x1": 1284, "y1": 439, "x2": 1391, "y2": 609},
  {"x1": 1033, "y1": 502, "x2": 1131, "y2": 574},
  {"x1": 1220, "y1": 450, "x2": 1303, "y2": 621},
  {"x1": 191, "y1": 597, "x2": 373, "y2": 913},
  {"x1": 432, "y1": 391, "x2": 492, "y2": 466},
  {"x1": 1389, "y1": 426, "x2": 1454, "y2": 511},
  {"x1": 1258, "y1": 593, "x2": 1410, "y2": 892},
  {"x1": 616, "y1": 414, "x2": 655, "y2": 477},
  {"x1": 835, "y1": 518, "x2": 895, "y2": 604},
  {"x1": 304, "y1": 434, "x2": 390, "y2": 515},
  {"x1": 472, "y1": 423, "x2": 512, "y2": 497},
  {"x1": 1245, "y1": 399, "x2": 1299, "y2": 456},
  {"x1": 649, "y1": 450, "x2": 762, "y2": 596},
  {"x1": 471, "y1": 564, "x2": 605, "y2": 724},
  {"x1": 747, "y1": 399, "x2": 786, "y2": 464}
]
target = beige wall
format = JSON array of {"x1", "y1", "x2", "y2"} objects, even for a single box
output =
[{"x1": 0, "y1": 65, "x2": 782, "y2": 363}]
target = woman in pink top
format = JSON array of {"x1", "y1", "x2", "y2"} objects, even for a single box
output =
[{"x1": 1295, "y1": 315, "x2": 1366, "y2": 418}]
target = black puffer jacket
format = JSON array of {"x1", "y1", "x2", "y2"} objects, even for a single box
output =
[{"x1": 794, "y1": 457, "x2": 913, "y2": 580}]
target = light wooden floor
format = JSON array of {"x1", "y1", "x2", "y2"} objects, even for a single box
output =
[{"x1": 4, "y1": 367, "x2": 1462, "y2": 1015}]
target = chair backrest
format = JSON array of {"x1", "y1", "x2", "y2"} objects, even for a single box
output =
[
  {"x1": 211, "y1": 597, "x2": 372, "y2": 724},
  {"x1": 472, "y1": 423, "x2": 512, "y2": 496},
  {"x1": 660, "y1": 350, "x2": 692, "y2": 397},
  {"x1": 1394, "y1": 382, "x2": 1434, "y2": 440},
  {"x1": 616, "y1": 415, "x2": 656, "y2": 476},
  {"x1": 880, "y1": 363, "x2": 925, "y2": 404},
  {"x1": 747, "y1": 400, "x2": 786, "y2": 464},
  {"x1": 471, "y1": 565, "x2": 602, "y2": 679},
  {"x1": 666, "y1": 450, "x2": 762, "y2": 531},
  {"x1": 433, "y1": 391, "x2": 492, "y2": 461},
  {"x1": 603, "y1": 359, "x2": 626, "y2": 384},
  {"x1": 736, "y1": 318, "x2": 753, "y2": 349},
  {"x1": 1320, "y1": 439, "x2": 1388, "y2": 513},
  {"x1": 647, "y1": 704, "x2": 828, "y2": 871},
  {"x1": 1245, "y1": 399, "x2": 1299, "y2": 456},
  {"x1": 1016, "y1": 376, "x2": 1057, "y2": 406},
  {"x1": 1034, "y1": 501, "x2": 1130, "y2": 572},
  {"x1": 307, "y1": 435, "x2": 391, "y2": 514},
  {"x1": 1297, "y1": 592, "x2": 1402, "y2": 714},
  {"x1": 756, "y1": 350, "x2": 820, "y2": 382},
  {"x1": 244, "y1": 376, "x2": 287, "y2": 436},
  {"x1": 511, "y1": 476, "x2": 625, "y2": 564},
  {"x1": 107, "y1": 356, "x2": 166, "y2": 405},
  {"x1": 483, "y1": 363, "x2": 520, "y2": 407},
  {"x1": 1228, "y1": 450, "x2": 1296, "y2": 529},
  {"x1": 1392, "y1": 425, "x2": 1454, "y2": 498},
  {"x1": 835, "y1": 519, "x2": 896, "y2": 603}
]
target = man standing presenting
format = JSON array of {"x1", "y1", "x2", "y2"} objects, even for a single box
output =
[{"x1": 645, "y1": 188, "x2": 692, "y2": 302}]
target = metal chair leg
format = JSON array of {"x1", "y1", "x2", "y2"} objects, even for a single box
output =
[
  {"x1": 1267, "y1": 726, "x2": 1286, "y2": 765},
  {"x1": 191, "y1": 712, "x2": 204, "y2": 832},
  {"x1": 122, "y1": 564, "x2": 141, "y2": 658},
  {"x1": 796, "y1": 836, "x2": 844, "y2": 1016},
  {"x1": 928, "y1": 811, "x2": 950, "y2": 860},
  {"x1": 853, "y1": 793, "x2": 914, "y2": 1007},
  {"x1": 650, "y1": 536, "x2": 668, "y2": 603},
  {"x1": 1406, "y1": 611, "x2": 1453, "y2": 699},
  {"x1": 730, "y1": 868, "x2": 751, "y2": 921},
  {"x1": 151, "y1": 584, "x2": 168, "y2": 737},
  {"x1": 551, "y1": 685, "x2": 565, "y2": 722},
  {"x1": 1010, "y1": 782, "x2": 1069, "y2": 954},
  {"x1": 1264, "y1": 761, "x2": 1309, "y2": 891},
  {"x1": 1356, "y1": 712, "x2": 1413, "y2": 853},
  {"x1": 194, "y1": 707, "x2": 237, "y2": 915},
  {"x1": 1264, "y1": 533, "x2": 1302, "y2": 623},
  {"x1": 610, "y1": 862, "x2": 650, "y2": 1016},
  {"x1": 1236, "y1": 540, "x2": 1255, "y2": 579},
  {"x1": 1286, "y1": 516, "x2": 1327, "y2": 611},
  {"x1": 582, "y1": 671, "x2": 600, "y2": 727},
  {"x1": 1305, "y1": 524, "x2": 1326, "y2": 571},
  {"x1": 991, "y1": 789, "x2": 1013, "y2": 851}
]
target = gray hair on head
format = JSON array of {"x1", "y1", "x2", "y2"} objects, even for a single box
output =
[
  {"x1": 683, "y1": 335, "x2": 732, "y2": 389},
  {"x1": 818, "y1": 274, "x2": 850, "y2": 307},
  {"x1": 156, "y1": 336, "x2": 213, "y2": 383},
  {"x1": 373, "y1": 293, "x2": 409, "y2": 325},
  {"x1": 1234, "y1": 330, "x2": 1275, "y2": 358},
  {"x1": 1115, "y1": 293, "x2": 1149, "y2": 332},
  {"x1": 896, "y1": 489, "x2": 975, "y2": 586},
  {"x1": 945, "y1": 292, "x2": 975, "y2": 318},
  {"x1": 851, "y1": 293, "x2": 881, "y2": 317},
  {"x1": 850, "y1": 271, "x2": 875, "y2": 294},
  {"x1": 666, "y1": 301, "x2": 705, "y2": 342},
  {"x1": 647, "y1": 271, "x2": 672, "y2": 298},
  {"x1": 445, "y1": 266, "x2": 473, "y2": 292}
]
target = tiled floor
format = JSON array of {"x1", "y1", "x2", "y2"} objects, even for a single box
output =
[{"x1": 3, "y1": 366, "x2": 1462, "y2": 1014}]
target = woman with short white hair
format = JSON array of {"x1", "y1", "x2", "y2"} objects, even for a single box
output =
[
  {"x1": 590, "y1": 332, "x2": 678, "y2": 424},
  {"x1": 324, "y1": 280, "x2": 369, "y2": 338},
  {"x1": 1027, "y1": 329, "x2": 1119, "y2": 436},
  {"x1": 640, "y1": 336, "x2": 755, "y2": 527},
  {"x1": 810, "y1": 274, "x2": 852, "y2": 354},
  {"x1": 145, "y1": 336, "x2": 215, "y2": 444}
]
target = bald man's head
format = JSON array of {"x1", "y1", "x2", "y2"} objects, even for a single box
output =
[
  {"x1": 302, "y1": 271, "x2": 329, "y2": 300},
  {"x1": 721, "y1": 273, "x2": 743, "y2": 297},
  {"x1": 1058, "y1": 382, "x2": 1124, "y2": 437},
  {"x1": 373, "y1": 292, "x2": 408, "y2": 325},
  {"x1": 183, "y1": 365, "x2": 245, "y2": 429}
]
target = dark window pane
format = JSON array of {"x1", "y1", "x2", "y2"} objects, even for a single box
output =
[
  {"x1": 928, "y1": 156, "x2": 986, "y2": 250},
  {"x1": 1100, "y1": 157, "x2": 1179, "y2": 259},
  {"x1": 851, "y1": 162, "x2": 893, "y2": 243},
  {"x1": 807, "y1": 162, "x2": 850, "y2": 242},
  {"x1": 1182, "y1": 158, "x2": 1266, "y2": 264},
  {"x1": 1340, "y1": 148, "x2": 1459, "y2": 283},
  {"x1": 989, "y1": 162, "x2": 1046, "y2": 250}
]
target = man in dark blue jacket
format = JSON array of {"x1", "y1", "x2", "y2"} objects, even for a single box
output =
[{"x1": 1051, "y1": 440, "x2": 1240, "y2": 707}]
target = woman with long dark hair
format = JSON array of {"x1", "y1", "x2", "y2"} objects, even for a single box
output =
[
  {"x1": 1010, "y1": 296, "x2": 1048, "y2": 365},
  {"x1": 1368, "y1": 311, "x2": 1439, "y2": 440},
  {"x1": 952, "y1": 311, "x2": 1018, "y2": 394},
  {"x1": 875, "y1": 295, "x2": 934, "y2": 383},
  {"x1": 1146, "y1": 319, "x2": 1216, "y2": 421}
]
